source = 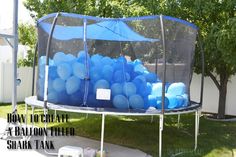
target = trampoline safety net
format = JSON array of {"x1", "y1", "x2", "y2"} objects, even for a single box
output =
[{"x1": 36, "y1": 13, "x2": 198, "y2": 112}]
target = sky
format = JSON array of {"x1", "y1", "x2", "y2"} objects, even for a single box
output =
[{"x1": 0, "y1": 0, "x2": 34, "y2": 30}]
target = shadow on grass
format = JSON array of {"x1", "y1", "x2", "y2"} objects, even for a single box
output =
[{"x1": 1, "y1": 103, "x2": 236, "y2": 157}]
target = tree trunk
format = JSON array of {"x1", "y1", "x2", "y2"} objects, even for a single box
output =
[{"x1": 217, "y1": 73, "x2": 228, "y2": 119}]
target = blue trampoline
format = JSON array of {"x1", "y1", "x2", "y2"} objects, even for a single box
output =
[{"x1": 25, "y1": 12, "x2": 204, "y2": 157}]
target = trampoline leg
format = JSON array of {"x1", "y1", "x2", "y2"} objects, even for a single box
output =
[
  {"x1": 100, "y1": 114, "x2": 105, "y2": 157},
  {"x1": 194, "y1": 110, "x2": 200, "y2": 150},
  {"x1": 151, "y1": 115, "x2": 154, "y2": 123},
  {"x1": 159, "y1": 114, "x2": 164, "y2": 157},
  {"x1": 177, "y1": 114, "x2": 180, "y2": 129}
]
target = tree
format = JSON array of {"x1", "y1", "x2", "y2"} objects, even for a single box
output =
[
  {"x1": 23, "y1": 0, "x2": 236, "y2": 118},
  {"x1": 18, "y1": 23, "x2": 37, "y2": 67},
  {"x1": 148, "y1": 0, "x2": 236, "y2": 119}
]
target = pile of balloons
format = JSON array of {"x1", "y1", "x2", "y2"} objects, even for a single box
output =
[{"x1": 37, "y1": 51, "x2": 188, "y2": 110}]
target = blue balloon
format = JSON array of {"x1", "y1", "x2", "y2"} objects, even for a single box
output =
[
  {"x1": 57, "y1": 63, "x2": 72, "y2": 80},
  {"x1": 111, "y1": 83, "x2": 123, "y2": 96},
  {"x1": 91, "y1": 54, "x2": 103, "y2": 68},
  {"x1": 148, "y1": 95, "x2": 157, "y2": 107},
  {"x1": 102, "y1": 65, "x2": 114, "y2": 81},
  {"x1": 39, "y1": 64, "x2": 45, "y2": 78},
  {"x1": 77, "y1": 50, "x2": 86, "y2": 59},
  {"x1": 134, "y1": 64, "x2": 147, "y2": 73},
  {"x1": 90, "y1": 67, "x2": 102, "y2": 82},
  {"x1": 57, "y1": 91, "x2": 69, "y2": 104},
  {"x1": 125, "y1": 62, "x2": 134, "y2": 73},
  {"x1": 167, "y1": 82, "x2": 186, "y2": 95},
  {"x1": 70, "y1": 92, "x2": 83, "y2": 106},
  {"x1": 113, "y1": 70, "x2": 130, "y2": 83},
  {"x1": 156, "y1": 96, "x2": 169, "y2": 109},
  {"x1": 48, "y1": 91, "x2": 59, "y2": 103},
  {"x1": 94, "y1": 79, "x2": 110, "y2": 93},
  {"x1": 182, "y1": 94, "x2": 189, "y2": 107},
  {"x1": 101, "y1": 56, "x2": 113, "y2": 65},
  {"x1": 129, "y1": 94, "x2": 144, "y2": 109},
  {"x1": 123, "y1": 82, "x2": 136, "y2": 97},
  {"x1": 66, "y1": 76, "x2": 81, "y2": 95},
  {"x1": 145, "y1": 72, "x2": 158, "y2": 83},
  {"x1": 53, "y1": 52, "x2": 66, "y2": 65},
  {"x1": 73, "y1": 62, "x2": 86, "y2": 79},
  {"x1": 139, "y1": 82, "x2": 152, "y2": 97},
  {"x1": 53, "y1": 78, "x2": 66, "y2": 92},
  {"x1": 113, "y1": 95, "x2": 129, "y2": 109},
  {"x1": 117, "y1": 56, "x2": 127, "y2": 64},
  {"x1": 66, "y1": 54, "x2": 76, "y2": 62},
  {"x1": 49, "y1": 66, "x2": 58, "y2": 79},
  {"x1": 133, "y1": 59, "x2": 142, "y2": 65}
]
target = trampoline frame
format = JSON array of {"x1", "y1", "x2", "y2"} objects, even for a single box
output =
[{"x1": 27, "y1": 12, "x2": 205, "y2": 157}]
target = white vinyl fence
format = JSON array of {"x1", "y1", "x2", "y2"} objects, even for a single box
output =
[{"x1": 0, "y1": 62, "x2": 235, "y2": 115}]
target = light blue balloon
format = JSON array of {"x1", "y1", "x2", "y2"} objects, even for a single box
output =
[
  {"x1": 53, "y1": 78, "x2": 65, "y2": 92},
  {"x1": 167, "y1": 82, "x2": 186, "y2": 95},
  {"x1": 129, "y1": 94, "x2": 144, "y2": 109},
  {"x1": 113, "y1": 95, "x2": 129, "y2": 109},
  {"x1": 53, "y1": 52, "x2": 66, "y2": 65},
  {"x1": 48, "y1": 91, "x2": 59, "y2": 103},
  {"x1": 39, "y1": 64, "x2": 45, "y2": 78},
  {"x1": 182, "y1": 94, "x2": 189, "y2": 107},
  {"x1": 151, "y1": 82, "x2": 163, "y2": 96},
  {"x1": 123, "y1": 82, "x2": 136, "y2": 97},
  {"x1": 66, "y1": 54, "x2": 76, "y2": 62},
  {"x1": 57, "y1": 63, "x2": 72, "y2": 80},
  {"x1": 77, "y1": 50, "x2": 86, "y2": 59},
  {"x1": 73, "y1": 62, "x2": 86, "y2": 79},
  {"x1": 165, "y1": 93, "x2": 178, "y2": 109},
  {"x1": 66, "y1": 76, "x2": 81, "y2": 95},
  {"x1": 111, "y1": 83, "x2": 123, "y2": 96},
  {"x1": 134, "y1": 59, "x2": 142, "y2": 65},
  {"x1": 94, "y1": 79, "x2": 110, "y2": 93}
]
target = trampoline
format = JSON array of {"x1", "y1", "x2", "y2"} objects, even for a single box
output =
[{"x1": 25, "y1": 12, "x2": 204, "y2": 157}]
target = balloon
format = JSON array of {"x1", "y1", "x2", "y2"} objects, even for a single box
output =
[
  {"x1": 117, "y1": 56, "x2": 127, "y2": 64},
  {"x1": 94, "y1": 79, "x2": 110, "y2": 93},
  {"x1": 129, "y1": 94, "x2": 144, "y2": 109},
  {"x1": 111, "y1": 83, "x2": 123, "y2": 96},
  {"x1": 91, "y1": 54, "x2": 103, "y2": 68},
  {"x1": 57, "y1": 63, "x2": 72, "y2": 80},
  {"x1": 53, "y1": 52, "x2": 66, "y2": 65},
  {"x1": 66, "y1": 76, "x2": 81, "y2": 95},
  {"x1": 167, "y1": 82, "x2": 186, "y2": 95},
  {"x1": 133, "y1": 59, "x2": 142, "y2": 65},
  {"x1": 113, "y1": 95, "x2": 129, "y2": 109},
  {"x1": 165, "y1": 93, "x2": 178, "y2": 109},
  {"x1": 138, "y1": 82, "x2": 152, "y2": 97},
  {"x1": 39, "y1": 64, "x2": 45, "y2": 78},
  {"x1": 53, "y1": 78, "x2": 66, "y2": 92},
  {"x1": 123, "y1": 82, "x2": 136, "y2": 97},
  {"x1": 148, "y1": 95, "x2": 157, "y2": 107},
  {"x1": 145, "y1": 72, "x2": 158, "y2": 83},
  {"x1": 101, "y1": 56, "x2": 113, "y2": 65},
  {"x1": 125, "y1": 62, "x2": 134, "y2": 74},
  {"x1": 182, "y1": 94, "x2": 189, "y2": 107},
  {"x1": 134, "y1": 64, "x2": 147, "y2": 73},
  {"x1": 70, "y1": 91, "x2": 83, "y2": 106},
  {"x1": 113, "y1": 70, "x2": 130, "y2": 83},
  {"x1": 77, "y1": 50, "x2": 86, "y2": 59},
  {"x1": 102, "y1": 65, "x2": 114, "y2": 81},
  {"x1": 57, "y1": 91, "x2": 69, "y2": 104},
  {"x1": 73, "y1": 62, "x2": 86, "y2": 79},
  {"x1": 151, "y1": 82, "x2": 163, "y2": 96},
  {"x1": 48, "y1": 91, "x2": 59, "y2": 103},
  {"x1": 156, "y1": 96, "x2": 169, "y2": 109},
  {"x1": 66, "y1": 54, "x2": 76, "y2": 62},
  {"x1": 90, "y1": 67, "x2": 102, "y2": 82},
  {"x1": 49, "y1": 66, "x2": 58, "y2": 79}
]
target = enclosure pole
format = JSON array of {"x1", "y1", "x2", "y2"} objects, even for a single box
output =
[
  {"x1": 160, "y1": 15, "x2": 166, "y2": 114},
  {"x1": 31, "y1": 42, "x2": 38, "y2": 96},
  {"x1": 159, "y1": 114, "x2": 164, "y2": 157},
  {"x1": 177, "y1": 114, "x2": 180, "y2": 129},
  {"x1": 12, "y1": 0, "x2": 18, "y2": 115},
  {"x1": 100, "y1": 114, "x2": 106, "y2": 157},
  {"x1": 43, "y1": 12, "x2": 59, "y2": 109}
]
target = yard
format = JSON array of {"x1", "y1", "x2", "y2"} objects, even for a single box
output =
[{"x1": 0, "y1": 103, "x2": 236, "y2": 157}]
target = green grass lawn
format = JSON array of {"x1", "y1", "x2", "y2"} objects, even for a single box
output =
[{"x1": 0, "y1": 103, "x2": 236, "y2": 157}]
